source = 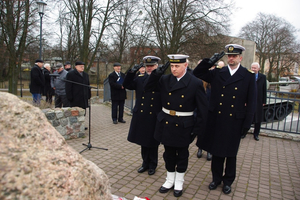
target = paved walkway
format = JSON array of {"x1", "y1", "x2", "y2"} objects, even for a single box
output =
[{"x1": 66, "y1": 103, "x2": 300, "y2": 200}]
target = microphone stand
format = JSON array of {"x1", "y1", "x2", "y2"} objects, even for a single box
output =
[{"x1": 51, "y1": 74, "x2": 108, "y2": 153}]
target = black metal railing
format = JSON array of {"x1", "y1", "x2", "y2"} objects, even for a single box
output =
[
  {"x1": 103, "y1": 78, "x2": 300, "y2": 134},
  {"x1": 260, "y1": 90, "x2": 300, "y2": 134}
]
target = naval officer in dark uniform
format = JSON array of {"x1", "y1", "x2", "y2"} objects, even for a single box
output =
[
  {"x1": 193, "y1": 44, "x2": 256, "y2": 194},
  {"x1": 145, "y1": 54, "x2": 208, "y2": 197},
  {"x1": 123, "y1": 56, "x2": 162, "y2": 175}
]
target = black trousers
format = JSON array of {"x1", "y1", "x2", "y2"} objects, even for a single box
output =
[
  {"x1": 111, "y1": 100, "x2": 125, "y2": 121},
  {"x1": 163, "y1": 145, "x2": 189, "y2": 173},
  {"x1": 211, "y1": 155, "x2": 236, "y2": 186},
  {"x1": 253, "y1": 122, "x2": 261, "y2": 136},
  {"x1": 141, "y1": 146, "x2": 158, "y2": 170},
  {"x1": 55, "y1": 94, "x2": 70, "y2": 108}
]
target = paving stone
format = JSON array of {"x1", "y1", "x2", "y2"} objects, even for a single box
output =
[{"x1": 66, "y1": 103, "x2": 300, "y2": 200}]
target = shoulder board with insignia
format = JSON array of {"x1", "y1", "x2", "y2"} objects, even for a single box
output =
[
  {"x1": 248, "y1": 69, "x2": 255, "y2": 73},
  {"x1": 138, "y1": 74, "x2": 145, "y2": 77},
  {"x1": 216, "y1": 66, "x2": 222, "y2": 69}
]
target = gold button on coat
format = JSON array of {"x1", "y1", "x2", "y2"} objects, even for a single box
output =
[
  {"x1": 169, "y1": 93, "x2": 172, "y2": 95},
  {"x1": 150, "y1": 112, "x2": 152, "y2": 114},
  {"x1": 176, "y1": 124, "x2": 178, "y2": 127},
  {"x1": 220, "y1": 103, "x2": 222, "y2": 105},
  {"x1": 167, "y1": 102, "x2": 170, "y2": 105},
  {"x1": 230, "y1": 114, "x2": 232, "y2": 116},
  {"x1": 231, "y1": 105, "x2": 234, "y2": 107},
  {"x1": 179, "y1": 105, "x2": 182, "y2": 108},
  {"x1": 235, "y1": 87, "x2": 238, "y2": 90},
  {"x1": 221, "y1": 94, "x2": 224, "y2": 97},
  {"x1": 233, "y1": 96, "x2": 236, "y2": 99},
  {"x1": 166, "y1": 121, "x2": 169, "y2": 124},
  {"x1": 219, "y1": 111, "x2": 221, "y2": 114},
  {"x1": 141, "y1": 110, "x2": 143, "y2": 112},
  {"x1": 181, "y1": 95, "x2": 184, "y2": 98}
]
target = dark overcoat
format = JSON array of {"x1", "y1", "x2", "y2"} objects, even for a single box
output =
[
  {"x1": 193, "y1": 59, "x2": 256, "y2": 157},
  {"x1": 30, "y1": 65, "x2": 45, "y2": 94},
  {"x1": 123, "y1": 72, "x2": 161, "y2": 147},
  {"x1": 145, "y1": 70, "x2": 208, "y2": 147},
  {"x1": 42, "y1": 68, "x2": 54, "y2": 96},
  {"x1": 65, "y1": 69, "x2": 91, "y2": 109},
  {"x1": 108, "y1": 71, "x2": 127, "y2": 101},
  {"x1": 253, "y1": 73, "x2": 267, "y2": 123}
]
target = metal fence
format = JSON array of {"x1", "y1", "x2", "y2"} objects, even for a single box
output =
[
  {"x1": 103, "y1": 79, "x2": 300, "y2": 134},
  {"x1": 260, "y1": 90, "x2": 300, "y2": 134}
]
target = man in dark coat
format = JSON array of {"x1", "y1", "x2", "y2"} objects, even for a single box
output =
[
  {"x1": 30, "y1": 59, "x2": 45, "y2": 105},
  {"x1": 193, "y1": 44, "x2": 256, "y2": 194},
  {"x1": 42, "y1": 63, "x2": 54, "y2": 104},
  {"x1": 108, "y1": 62, "x2": 127, "y2": 124},
  {"x1": 250, "y1": 62, "x2": 267, "y2": 141},
  {"x1": 145, "y1": 54, "x2": 208, "y2": 197},
  {"x1": 123, "y1": 56, "x2": 161, "y2": 175},
  {"x1": 65, "y1": 61, "x2": 91, "y2": 109}
]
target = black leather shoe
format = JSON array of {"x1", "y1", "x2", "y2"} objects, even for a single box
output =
[
  {"x1": 197, "y1": 149, "x2": 202, "y2": 158},
  {"x1": 113, "y1": 120, "x2": 118, "y2": 124},
  {"x1": 137, "y1": 166, "x2": 148, "y2": 173},
  {"x1": 118, "y1": 119, "x2": 126, "y2": 123},
  {"x1": 222, "y1": 185, "x2": 231, "y2": 194},
  {"x1": 254, "y1": 135, "x2": 259, "y2": 141},
  {"x1": 207, "y1": 152, "x2": 212, "y2": 161},
  {"x1": 159, "y1": 186, "x2": 172, "y2": 193},
  {"x1": 209, "y1": 181, "x2": 221, "y2": 190},
  {"x1": 173, "y1": 190, "x2": 183, "y2": 197},
  {"x1": 148, "y1": 169, "x2": 155, "y2": 175}
]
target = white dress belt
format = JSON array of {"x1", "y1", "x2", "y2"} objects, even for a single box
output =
[{"x1": 162, "y1": 107, "x2": 194, "y2": 117}]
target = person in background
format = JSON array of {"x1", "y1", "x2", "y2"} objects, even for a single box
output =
[
  {"x1": 193, "y1": 44, "x2": 256, "y2": 194},
  {"x1": 250, "y1": 62, "x2": 266, "y2": 141},
  {"x1": 65, "y1": 61, "x2": 91, "y2": 109},
  {"x1": 30, "y1": 59, "x2": 45, "y2": 106},
  {"x1": 51, "y1": 63, "x2": 70, "y2": 108},
  {"x1": 43, "y1": 63, "x2": 54, "y2": 105},
  {"x1": 145, "y1": 54, "x2": 208, "y2": 197},
  {"x1": 108, "y1": 62, "x2": 127, "y2": 124},
  {"x1": 64, "y1": 61, "x2": 72, "y2": 72},
  {"x1": 123, "y1": 56, "x2": 161, "y2": 176}
]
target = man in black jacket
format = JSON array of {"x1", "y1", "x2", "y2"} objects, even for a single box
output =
[
  {"x1": 250, "y1": 62, "x2": 267, "y2": 141},
  {"x1": 65, "y1": 61, "x2": 91, "y2": 109},
  {"x1": 123, "y1": 56, "x2": 161, "y2": 175},
  {"x1": 193, "y1": 44, "x2": 256, "y2": 194},
  {"x1": 145, "y1": 54, "x2": 208, "y2": 197},
  {"x1": 30, "y1": 59, "x2": 45, "y2": 106},
  {"x1": 108, "y1": 62, "x2": 127, "y2": 124}
]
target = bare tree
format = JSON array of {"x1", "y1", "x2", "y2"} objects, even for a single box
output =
[
  {"x1": 57, "y1": 0, "x2": 122, "y2": 71},
  {"x1": 0, "y1": 0, "x2": 36, "y2": 94},
  {"x1": 239, "y1": 13, "x2": 300, "y2": 81},
  {"x1": 143, "y1": 0, "x2": 232, "y2": 63},
  {"x1": 108, "y1": 0, "x2": 142, "y2": 63}
]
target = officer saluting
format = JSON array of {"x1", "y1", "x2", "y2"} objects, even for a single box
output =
[
  {"x1": 123, "y1": 56, "x2": 161, "y2": 175},
  {"x1": 193, "y1": 44, "x2": 256, "y2": 194},
  {"x1": 145, "y1": 54, "x2": 208, "y2": 197}
]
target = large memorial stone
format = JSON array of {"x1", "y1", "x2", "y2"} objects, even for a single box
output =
[{"x1": 0, "y1": 92, "x2": 113, "y2": 200}]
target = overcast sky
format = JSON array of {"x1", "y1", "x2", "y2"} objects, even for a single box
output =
[{"x1": 225, "y1": 0, "x2": 300, "y2": 41}]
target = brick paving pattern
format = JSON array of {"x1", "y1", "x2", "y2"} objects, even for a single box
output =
[{"x1": 66, "y1": 103, "x2": 300, "y2": 200}]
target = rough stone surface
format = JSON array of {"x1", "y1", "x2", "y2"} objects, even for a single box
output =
[{"x1": 0, "y1": 92, "x2": 113, "y2": 200}]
